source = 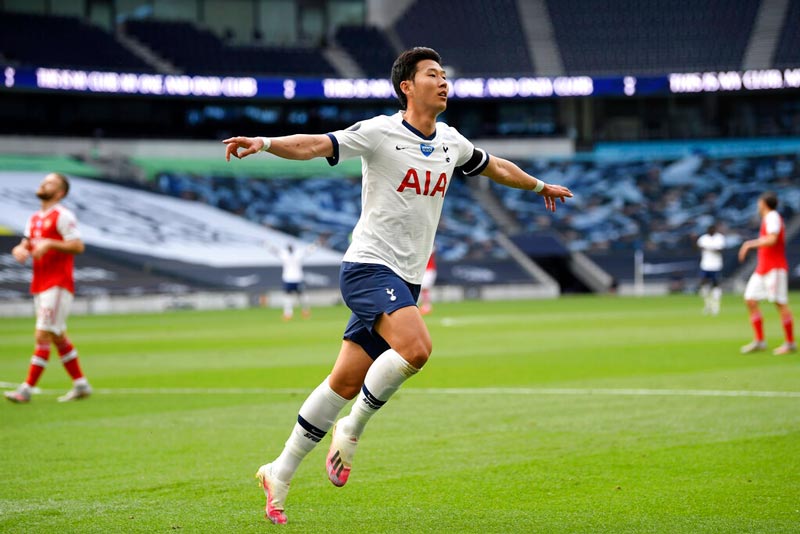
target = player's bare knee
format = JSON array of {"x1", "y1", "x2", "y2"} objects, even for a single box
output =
[{"x1": 403, "y1": 338, "x2": 432, "y2": 369}]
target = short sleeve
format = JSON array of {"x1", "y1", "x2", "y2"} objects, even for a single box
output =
[
  {"x1": 764, "y1": 211, "x2": 782, "y2": 235},
  {"x1": 56, "y1": 209, "x2": 81, "y2": 241},
  {"x1": 450, "y1": 127, "x2": 490, "y2": 176},
  {"x1": 325, "y1": 117, "x2": 384, "y2": 166}
]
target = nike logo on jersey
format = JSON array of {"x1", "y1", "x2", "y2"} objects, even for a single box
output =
[{"x1": 395, "y1": 145, "x2": 410, "y2": 150}]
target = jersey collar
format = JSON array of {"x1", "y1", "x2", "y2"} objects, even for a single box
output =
[{"x1": 401, "y1": 119, "x2": 436, "y2": 141}]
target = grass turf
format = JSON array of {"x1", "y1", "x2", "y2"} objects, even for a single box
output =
[{"x1": 1, "y1": 294, "x2": 798, "y2": 533}]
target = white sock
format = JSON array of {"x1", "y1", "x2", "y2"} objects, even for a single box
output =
[
  {"x1": 283, "y1": 295, "x2": 293, "y2": 318},
  {"x1": 338, "y1": 349, "x2": 418, "y2": 440},
  {"x1": 271, "y1": 376, "x2": 347, "y2": 483},
  {"x1": 74, "y1": 377, "x2": 89, "y2": 387}
]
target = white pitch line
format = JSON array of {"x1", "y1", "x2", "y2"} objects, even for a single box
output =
[{"x1": 2, "y1": 381, "x2": 798, "y2": 398}]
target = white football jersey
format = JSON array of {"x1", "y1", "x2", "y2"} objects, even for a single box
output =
[
  {"x1": 278, "y1": 244, "x2": 315, "y2": 283},
  {"x1": 697, "y1": 232, "x2": 725, "y2": 271},
  {"x1": 326, "y1": 112, "x2": 489, "y2": 283}
]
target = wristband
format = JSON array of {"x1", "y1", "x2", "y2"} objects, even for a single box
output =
[
  {"x1": 258, "y1": 137, "x2": 272, "y2": 152},
  {"x1": 533, "y1": 179, "x2": 546, "y2": 193}
]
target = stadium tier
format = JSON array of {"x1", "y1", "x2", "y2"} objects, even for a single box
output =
[
  {"x1": 393, "y1": 0, "x2": 534, "y2": 76},
  {"x1": 152, "y1": 172, "x2": 507, "y2": 262},
  {"x1": 774, "y1": 0, "x2": 800, "y2": 69},
  {"x1": 0, "y1": 11, "x2": 152, "y2": 72},
  {"x1": 123, "y1": 19, "x2": 337, "y2": 76},
  {"x1": 334, "y1": 25, "x2": 397, "y2": 78},
  {"x1": 546, "y1": 0, "x2": 760, "y2": 75}
]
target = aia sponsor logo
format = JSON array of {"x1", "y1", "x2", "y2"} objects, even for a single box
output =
[{"x1": 396, "y1": 169, "x2": 448, "y2": 197}]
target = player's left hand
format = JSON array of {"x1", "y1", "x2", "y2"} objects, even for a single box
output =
[
  {"x1": 538, "y1": 183, "x2": 573, "y2": 212},
  {"x1": 222, "y1": 136, "x2": 264, "y2": 161},
  {"x1": 738, "y1": 241, "x2": 751, "y2": 262}
]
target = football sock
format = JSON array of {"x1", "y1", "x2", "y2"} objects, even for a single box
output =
[
  {"x1": 25, "y1": 343, "x2": 51, "y2": 387},
  {"x1": 282, "y1": 295, "x2": 293, "y2": 318},
  {"x1": 781, "y1": 312, "x2": 794, "y2": 344},
  {"x1": 338, "y1": 349, "x2": 419, "y2": 440},
  {"x1": 272, "y1": 376, "x2": 348, "y2": 483},
  {"x1": 57, "y1": 338, "x2": 85, "y2": 380},
  {"x1": 711, "y1": 287, "x2": 722, "y2": 312},
  {"x1": 750, "y1": 312, "x2": 764, "y2": 342}
]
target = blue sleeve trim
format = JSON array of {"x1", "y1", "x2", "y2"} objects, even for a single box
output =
[{"x1": 325, "y1": 133, "x2": 339, "y2": 166}]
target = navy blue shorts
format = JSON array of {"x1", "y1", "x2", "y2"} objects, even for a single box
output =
[
  {"x1": 340, "y1": 262, "x2": 421, "y2": 360},
  {"x1": 699, "y1": 270, "x2": 720, "y2": 286},
  {"x1": 284, "y1": 282, "x2": 303, "y2": 293}
]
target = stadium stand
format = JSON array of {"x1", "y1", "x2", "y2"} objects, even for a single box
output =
[
  {"x1": 774, "y1": 0, "x2": 800, "y2": 68},
  {"x1": 334, "y1": 25, "x2": 397, "y2": 78},
  {"x1": 392, "y1": 0, "x2": 534, "y2": 76},
  {"x1": 0, "y1": 11, "x2": 152, "y2": 72},
  {"x1": 546, "y1": 0, "x2": 760, "y2": 75},
  {"x1": 490, "y1": 150, "x2": 800, "y2": 285},
  {"x1": 152, "y1": 172, "x2": 507, "y2": 261},
  {"x1": 123, "y1": 19, "x2": 337, "y2": 76}
]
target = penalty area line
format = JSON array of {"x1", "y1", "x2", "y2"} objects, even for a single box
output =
[{"x1": 2, "y1": 381, "x2": 798, "y2": 398}]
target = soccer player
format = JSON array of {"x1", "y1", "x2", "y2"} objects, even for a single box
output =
[
  {"x1": 270, "y1": 242, "x2": 317, "y2": 320},
  {"x1": 738, "y1": 191, "x2": 796, "y2": 355},
  {"x1": 4, "y1": 173, "x2": 93, "y2": 404},
  {"x1": 223, "y1": 47, "x2": 573, "y2": 525},
  {"x1": 419, "y1": 251, "x2": 437, "y2": 315},
  {"x1": 696, "y1": 223, "x2": 725, "y2": 315}
]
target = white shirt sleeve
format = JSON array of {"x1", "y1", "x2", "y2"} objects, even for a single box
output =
[
  {"x1": 24, "y1": 215, "x2": 33, "y2": 239},
  {"x1": 326, "y1": 117, "x2": 385, "y2": 165},
  {"x1": 56, "y1": 208, "x2": 81, "y2": 241},
  {"x1": 764, "y1": 211, "x2": 782, "y2": 235},
  {"x1": 449, "y1": 127, "x2": 489, "y2": 176}
]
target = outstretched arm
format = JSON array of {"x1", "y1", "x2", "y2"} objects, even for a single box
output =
[
  {"x1": 481, "y1": 155, "x2": 573, "y2": 212},
  {"x1": 223, "y1": 135, "x2": 334, "y2": 162}
]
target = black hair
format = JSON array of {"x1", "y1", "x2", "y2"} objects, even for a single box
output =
[
  {"x1": 760, "y1": 191, "x2": 778, "y2": 210},
  {"x1": 391, "y1": 47, "x2": 442, "y2": 110}
]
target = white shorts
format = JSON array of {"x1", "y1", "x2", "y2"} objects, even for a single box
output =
[
  {"x1": 34, "y1": 286, "x2": 74, "y2": 335},
  {"x1": 743, "y1": 269, "x2": 789, "y2": 305},
  {"x1": 421, "y1": 269, "x2": 437, "y2": 290}
]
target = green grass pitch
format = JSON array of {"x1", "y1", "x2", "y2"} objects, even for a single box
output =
[{"x1": 1, "y1": 294, "x2": 799, "y2": 533}]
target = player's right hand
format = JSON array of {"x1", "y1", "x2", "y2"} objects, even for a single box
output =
[
  {"x1": 11, "y1": 244, "x2": 30, "y2": 263},
  {"x1": 223, "y1": 136, "x2": 264, "y2": 161}
]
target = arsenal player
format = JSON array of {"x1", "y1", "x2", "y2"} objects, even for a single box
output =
[{"x1": 5, "y1": 173, "x2": 92, "y2": 404}]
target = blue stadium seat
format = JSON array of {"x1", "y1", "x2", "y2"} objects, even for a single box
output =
[
  {"x1": 393, "y1": 0, "x2": 534, "y2": 76},
  {"x1": 124, "y1": 19, "x2": 337, "y2": 76},
  {"x1": 774, "y1": 0, "x2": 800, "y2": 68},
  {"x1": 334, "y1": 25, "x2": 397, "y2": 78},
  {"x1": 153, "y1": 172, "x2": 506, "y2": 261},
  {"x1": 546, "y1": 0, "x2": 759, "y2": 75},
  {"x1": 0, "y1": 12, "x2": 152, "y2": 71}
]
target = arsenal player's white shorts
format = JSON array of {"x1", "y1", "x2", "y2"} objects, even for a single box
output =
[
  {"x1": 33, "y1": 286, "x2": 74, "y2": 335},
  {"x1": 744, "y1": 269, "x2": 789, "y2": 305}
]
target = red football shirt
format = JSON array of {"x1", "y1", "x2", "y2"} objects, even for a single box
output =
[
  {"x1": 755, "y1": 210, "x2": 788, "y2": 275},
  {"x1": 24, "y1": 205, "x2": 81, "y2": 294}
]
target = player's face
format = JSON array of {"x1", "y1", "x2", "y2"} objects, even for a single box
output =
[
  {"x1": 408, "y1": 59, "x2": 448, "y2": 114},
  {"x1": 35, "y1": 174, "x2": 65, "y2": 202},
  {"x1": 757, "y1": 198, "x2": 767, "y2": 216}
]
